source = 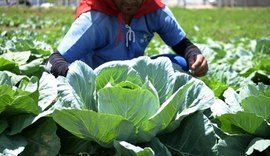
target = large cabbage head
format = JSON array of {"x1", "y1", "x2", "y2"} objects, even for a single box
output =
[{"x1": 52, "y1": 56, "x2": 214, "y2": 147}]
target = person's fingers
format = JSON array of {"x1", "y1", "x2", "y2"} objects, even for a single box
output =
[
  {"x1": 194, "y1": 58, "x2": 208, "y2": 72},
  {"x1": 188, "y1": 55, "x2": 195, "y2": 69},
  {"x1": 189, "y1": 54, "x2": 203, "y2": 70},
  {"x1": 197, "y1": 67, "x2": 208, "y2": 76},
  {"x1": 196, "y1": 60, "x2": 208, "y2": 76},
  {"x1": 189, "y1": 55, "x2": 208, "y2": 77}
]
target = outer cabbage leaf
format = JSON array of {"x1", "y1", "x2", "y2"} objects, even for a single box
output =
[
  {"x1": 1, "y1": 51, "x2": 31, "y2": 65},
  {"x1": 0, "y1": 119, "x2": 8, "y2": 134},
  {"x1": 223, "y1": 87, "x2": 243, "y2": 113},
  {"x1": 114, "y1": 141, "x2": 154, "y2": 156},
  {"x1": 38, "y1": 72, "x2": 57, "y2": 111},
  {"x1": 246, "y1": 138, "x2": 270, "y2": 155},
  {"x1": 210, "y1": 99, "x2": 235, "y2": 117},
  {"x1": 166, "y1": 74, "x2": 215, "y2": 132},
  {"x1": 0, "y1": 57, "x2": 20, "y2": 74},
  {"x1": 0, "y1": 71, "x2": 12, "y2": 86},
  {"x1": 137, "y1": 81, "x2": 194, "y2": 142},
  {"x1": 18, "y1": 76, "x2": 39, "y2": 104},
  {"x1": 147, "y1": 138, "x2": 172, "y2": 156},
  {"x1": 67, "y1": 61, "x2": 96, "y2": 110},
  {"x1": 53, "y1": 109, "x2": 136, "y2": 147},
  {"x1": 242, "y1": 95, "x2": 270, "y2": 122},
  {"x1": 56, "y1": 130, "x2": 94, "y2": 154},
  {"x1": 0, "y1": 134, "x2": 27, "y2": 155},
  {"x1": 159, "y1": 112, "x2": 217, "y2": 156},
  {"x1": 6, "y1": 114, "x2": 36, "y2": 135},
  {"x1": 214, "y1": 135, "x2": 253, "y2": 156},
  {"x1": 55, "y1": 76, "x2": 83, "y2": 109},
  {"x1": 5, "y1": 73, "x2": 57, "y2": 135},
  {"x1": 0, "y1": 71, "x2": 26, "y2": 86},
  {"x1": 238, "y1": 83, "x2": 270, "y2": 101},
  {"x1": 19, "y1": 58, "x2": 44, "y2": 76},
  {"x1": 132, "y1": 57, "x2": 175, "y2": 104},
  {"x1": 215, "y1": 84, "x2": 270, "y2": 137},
  {"x1": 0, "y1": 85, "x2": 39, "y2": 115},
  {"x1": 217, "y1": 112, "x2": 270, "y2": 138},
  {"x1": 172, "y1": 72, "x2": 192, "y2": 89},
  {"x1": 20, "y1": 119, "x2": 60, "y2": 156}
]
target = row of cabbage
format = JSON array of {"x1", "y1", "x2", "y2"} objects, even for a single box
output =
[{"x1": 0, "y1": 28, "x2": 270, "y2": 155}]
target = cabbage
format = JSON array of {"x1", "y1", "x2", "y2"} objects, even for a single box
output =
[{"x1": 52, "y1": 56, "x2": 215, "y2": 154}]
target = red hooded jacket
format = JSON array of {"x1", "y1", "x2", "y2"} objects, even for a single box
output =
[{"x1": 75, "y1": 0, "x2": 165, "y2": 19}]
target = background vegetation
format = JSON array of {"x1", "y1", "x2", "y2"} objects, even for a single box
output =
[{"x1": 1, "y1": 6, "x2": 270, "y2": 42}]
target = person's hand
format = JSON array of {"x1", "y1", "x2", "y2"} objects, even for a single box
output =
[{"x1": 188, "y1": 54, "x2": 208, "y2": 77}]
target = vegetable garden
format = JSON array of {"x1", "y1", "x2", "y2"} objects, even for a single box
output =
[{"x1": 0, "y1": 6, "x2": 270, "y2": 156}]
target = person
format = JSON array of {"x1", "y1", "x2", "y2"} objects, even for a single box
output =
[{"x1": 46, "y1": 0, "x2": 208, "y2": 77}]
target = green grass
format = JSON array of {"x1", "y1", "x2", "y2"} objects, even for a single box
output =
[
  {"x1": 1, "y1": 6, "x2": 270, "y2": 43},
  {"x1": 0, "y1": 6, "x2": 75, "y2": 19},
  {"x1": 171, "y1": 7, "x2": 270, "y2": 42}
]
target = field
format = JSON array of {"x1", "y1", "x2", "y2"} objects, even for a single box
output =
[
  {"x1": 0, "y1": 6, "x2": 270, "y2": 156},
  {"x1": 1, "y1": 7, "x2": 270, "y2": 41}
]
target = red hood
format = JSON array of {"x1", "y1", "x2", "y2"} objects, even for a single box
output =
[{"x1": 75, "y1": 0, "x2": 165, "y2": 19}]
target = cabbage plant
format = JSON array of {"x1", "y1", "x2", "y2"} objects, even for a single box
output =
[
  {"x1": 52, "y1": 56, "x2": 215, "y2": 154},
  {"x1": 211, "y1": 83, "x2": 270, "y2": 155}
]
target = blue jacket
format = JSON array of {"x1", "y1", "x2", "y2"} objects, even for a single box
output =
[{"x1": 57, "y1": 6, "x2": 186, "y2": 69}]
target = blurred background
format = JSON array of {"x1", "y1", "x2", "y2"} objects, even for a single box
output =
[{"x1": 1, "y1": 0, "x2": 270, "y2": 7}]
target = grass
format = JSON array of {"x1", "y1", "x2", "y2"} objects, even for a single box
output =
[
  {"x1": 1, "y1": 6, "x2": 270, "y2": 43},
  {"x1": 171, "y1": 7, "x2": 270, "y2": 42}
]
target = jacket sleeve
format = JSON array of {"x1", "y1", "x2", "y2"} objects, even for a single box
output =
[
  {"x1": 57, "y1": 12, "x2": 103, "y2": 64},
  {"x1": 171, "y1": 37, "x2": 202, "y2": 60},
  {"x1": 156, "y1": 6, "x2": 186, "y2": 47}
]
